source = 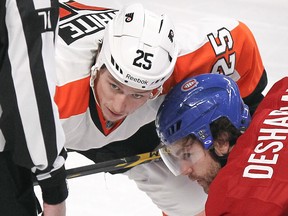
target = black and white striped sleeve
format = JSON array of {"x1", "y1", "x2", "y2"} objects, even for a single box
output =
[{"x1": 0, "y1": 0, "x2": 68, "y2": 204}]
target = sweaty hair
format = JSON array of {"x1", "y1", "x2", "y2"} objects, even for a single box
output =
[
  {"x1": 208, "y1": 117, "x2": 242, "y2": 167},
  {"x1": 210, "y1": 116, "x2": 242, "y2": 148}
]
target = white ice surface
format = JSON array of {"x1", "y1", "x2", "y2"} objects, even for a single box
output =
[{"x1": 35, "y1": 0, "x2": 288, "y2": 215}]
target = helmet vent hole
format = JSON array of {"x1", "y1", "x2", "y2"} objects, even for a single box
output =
[
  {"x1": 168, "y1": 54, "x2": 172, "y2": 62},
  {"x1": 159, "y1": 19, "x2": 164, "y2": 33},
  {"x1": 110, "y1": 55, "x2": 123, "y2": 74},
  {"x1": 111, "y1": 55, "x2": 115, "y2": 65},
  {"x1": 168, "y1": 120, "x2": 182, "y2": 135}
]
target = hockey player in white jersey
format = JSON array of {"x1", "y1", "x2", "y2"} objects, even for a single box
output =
[{"x1": 55, "y1": 1, "x2": 267, "y2": 215}]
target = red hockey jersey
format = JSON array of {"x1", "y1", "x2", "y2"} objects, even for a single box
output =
[{"x1": 206, "y1": 77, "x2": 288, "y2": 215}]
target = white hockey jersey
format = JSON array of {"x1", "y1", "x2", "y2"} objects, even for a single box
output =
[{"x1": 56, "y1": 0, "x2": 265, "y2": 152}]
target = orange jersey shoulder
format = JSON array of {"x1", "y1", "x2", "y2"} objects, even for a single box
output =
[
  {"x1": 163, "y1": 21, "x2": 264, "y2": 98},
  {"x1": 55, "y1": 76, "x2": 90, "y2": 119}
]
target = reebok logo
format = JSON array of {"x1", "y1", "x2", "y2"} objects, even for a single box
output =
[{"x1": 126, "y1": 74, "x2": 148, "y2": 85}]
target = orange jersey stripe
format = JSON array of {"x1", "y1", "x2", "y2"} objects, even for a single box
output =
[
  {"x1": 59, "y1": 1, "x2": 112, "y2": 19},
  {"x1": 163, "y1": 22, "x2": 264, "y2": 98},
  {"x1": 68, "y1": 1, "x2": 109, "y2": 11},
  {"x1": 233, "y1": 22, "x2": 264, "y2": 98},
  {"x1": 59, "y1": 6, "x2": 72, "y2": 19},
  {"x1": 55, "y1": 76, "x2": 90, "y2": 119}
]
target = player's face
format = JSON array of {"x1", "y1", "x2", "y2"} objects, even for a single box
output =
[
  {"x1": 183, "y1": 150, "x2": 221, "y2": 194},
  {"x1": 94, "y1": 68, "x2": 153, "y2": 122},
  {"x1": 169, "y1": 137, "x2": 221, "y2": 194}
]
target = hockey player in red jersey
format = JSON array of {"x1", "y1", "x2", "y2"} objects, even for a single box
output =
[
  {"x1": 55, "y1": 1, "x2": 268, "y2": 215},
  {"x1": 156, "y1": 74, "x2": 288, "y2": 215}
]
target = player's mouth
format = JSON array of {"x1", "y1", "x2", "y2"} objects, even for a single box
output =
[{"x1": 104, "y1": 106, "x2": 125, "y2": 121}]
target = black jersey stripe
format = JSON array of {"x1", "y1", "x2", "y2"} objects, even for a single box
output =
[{"x1": 15, "y1": 0, "x2": 60, "y2": 168}]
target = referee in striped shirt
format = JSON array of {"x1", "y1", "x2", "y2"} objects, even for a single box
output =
[{"x1": 0, "y1": 1, "x2": 68, "y2": 215}]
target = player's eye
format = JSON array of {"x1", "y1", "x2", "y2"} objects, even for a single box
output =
[
  {"x1": 132, "y1": 94, "x2": 144, "y2": 99},
  {"x1": 110, "y1": 83, "x2": 120, "y2": 90}
]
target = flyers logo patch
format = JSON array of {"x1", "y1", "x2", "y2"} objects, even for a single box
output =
[
  {"x1": 125, "y1": 13, "x2": 134, "y2": 22},
  {"x1": 59, "y1": 0, "x2": 118, "y2": 45}
]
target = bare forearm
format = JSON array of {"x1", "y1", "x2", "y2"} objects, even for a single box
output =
[{"x1": 43, "y1": 201, "x2": 66, "y2": 216}]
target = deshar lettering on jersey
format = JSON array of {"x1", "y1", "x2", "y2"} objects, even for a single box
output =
[{"x1": 243, "y1": 93, "x2": 288, "y2": 179}]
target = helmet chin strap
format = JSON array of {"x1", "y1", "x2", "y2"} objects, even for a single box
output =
[
  {"x1": 90, "y1": 64, "x2": 114, "y2": 128},
  {"x1": 90, "y1": 39, "x2": 103, "y2": 106},
  {"x1": 90, "y1": 63, "x2": 100, "y2": 106}
]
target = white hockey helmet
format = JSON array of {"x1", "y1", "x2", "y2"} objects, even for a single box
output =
[{"x1": 93, "y1": 3, "x2": 178, "y2": 90}]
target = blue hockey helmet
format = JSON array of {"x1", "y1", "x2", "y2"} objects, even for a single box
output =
[{"x1": 156, "y1": 74, "x2": 251, "y2": 149}]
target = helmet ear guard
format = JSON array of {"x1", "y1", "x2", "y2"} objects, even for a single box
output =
[{"x1": 92, "y1": 3, "x2": 178, "y2": 91}]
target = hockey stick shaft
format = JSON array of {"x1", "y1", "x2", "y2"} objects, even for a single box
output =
[
  {"x1": 33, "y1": 150, "x2": 160, "y2": 186},
  {"x1": 67, "y1": 150, "x2": 160, "y2": 178}
]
